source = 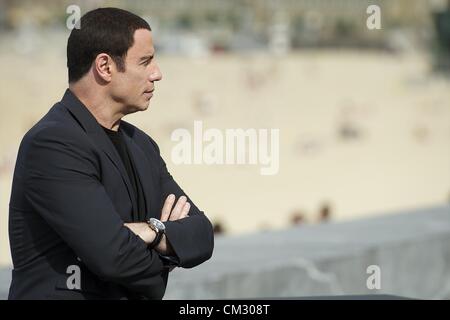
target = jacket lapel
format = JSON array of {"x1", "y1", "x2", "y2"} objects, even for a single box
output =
[
  {"x1": 121, "y1": 129, "x2": 156, "y2": 219},
  {"x1": 59, "y1": 89, "x2": 139, "y2": 215}
]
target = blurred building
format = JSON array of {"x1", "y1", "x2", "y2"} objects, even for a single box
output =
[{"x1": 0, "y1": 0, "x2": 447, "y2": 53}]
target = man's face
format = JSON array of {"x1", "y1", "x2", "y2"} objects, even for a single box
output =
[{"x1": 109, "y1": 29, "x2": 162, "y2": 113}]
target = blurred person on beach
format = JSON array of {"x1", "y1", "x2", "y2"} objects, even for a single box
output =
[
  {"x1": 319, "y1": 203, "x2": 332, "y2": 223},
  {"x1": 290, "y1": 210, "x2": 306, "y2": 225}
]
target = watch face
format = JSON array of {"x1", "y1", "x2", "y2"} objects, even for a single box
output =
[{"x1": 150, "y1": 218, "x2": 165, "y2": 231}]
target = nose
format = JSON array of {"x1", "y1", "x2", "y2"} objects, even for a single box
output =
[{"x1": 149, "y1": 63, "x2": 162, "y2": 82}]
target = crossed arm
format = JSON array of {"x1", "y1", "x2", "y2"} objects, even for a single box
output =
[
  {"x1": 124, "y1": 194, "x2": 191, "y2": 255},
  {"x1": 23, "y1": 126, "x2": 213, "y2": 298}
]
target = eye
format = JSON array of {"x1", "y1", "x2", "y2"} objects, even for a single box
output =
[{"x1": 142, "y1": 56, "x2": 154, "y2": 66}]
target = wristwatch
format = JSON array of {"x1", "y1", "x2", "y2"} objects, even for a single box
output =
[{"x1": 146, "y1": 218, "x2": 165, "y2": 249}]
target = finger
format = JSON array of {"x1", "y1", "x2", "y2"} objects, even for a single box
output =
[
  {"x1": 169, "y1": 196, "x2": 187, "y2": 221},
  {"x1": 179, "y1": 202, "x2": 190, "y2": 219},
  {"x1": 160, "y1": 194, "x2": 175, "y2": 222}
]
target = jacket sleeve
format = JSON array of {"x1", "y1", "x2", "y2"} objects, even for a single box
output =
[
  {"x1": 149, "y1": 137, "x2": 215, "y2": 269},
  {"x1": 23, "y1": 126, "x2": 166, "y2": 299}
]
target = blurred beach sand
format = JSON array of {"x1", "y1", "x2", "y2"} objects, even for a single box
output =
[{"x1": 1, "y1": 36, "x2": 449, "y2": 266}]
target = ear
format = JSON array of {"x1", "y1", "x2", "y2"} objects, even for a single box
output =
[{"x1": 93, "y1": 53, "x2": 113, "y2": 82}]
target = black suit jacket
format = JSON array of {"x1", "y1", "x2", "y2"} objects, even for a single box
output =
[{"x1": 8, "y1": 89, "x2": 214, "y2": 299}]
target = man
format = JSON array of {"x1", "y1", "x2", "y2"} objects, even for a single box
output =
[{"x1": 8, "y1": 7, "x2": 214, "y2": 300}]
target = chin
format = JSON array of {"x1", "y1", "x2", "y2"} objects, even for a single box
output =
[
  {"x1": 125, "y1": 103, "x2": 149, "y2": 115},
  {"x1": 140, "y1": 102, "x2": 150, "y2": 110},
  {"x1": 137, "y1": 98, "x2": 151, "y2": 109}
]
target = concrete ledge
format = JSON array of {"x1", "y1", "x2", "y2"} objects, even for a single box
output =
[
  {"x1": 164, "y1": 205, "x2": 450, "y2": 299},
  {"x1": 1, "y1": 205, "x2": 449, "y2": 299}
]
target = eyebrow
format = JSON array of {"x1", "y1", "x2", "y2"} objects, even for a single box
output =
[{"x1": 139, "y1": 54, "x2": 154, "y2": 62}]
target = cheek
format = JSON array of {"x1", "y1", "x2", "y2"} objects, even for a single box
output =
[
  {"x1": 128, "y1": 71, "x2": 148, "y2": 92},
  {"x1": 111, "y1": 74, "x2": 128, "y2": 90},
  {"x1": 113, "y1": 75, "x2": 134, "y2": 92},
  {"x1": 111, "y1": 68, "x2": 146, "y2": 98},
  {"x1": 127, "y1": 66, "x2": 147, "y2": 81}
]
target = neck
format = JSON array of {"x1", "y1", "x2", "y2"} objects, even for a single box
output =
[{"x1": 69, "y1": 81, "x2": 124, "y2": 131}]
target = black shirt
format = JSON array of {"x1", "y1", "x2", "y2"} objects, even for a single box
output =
[
  {"x1": 102, "y1": 126, "x2": 146, "y2": 222},
  {"x1": 103, "y1": 125, "x2": 180, "y2": 270}
]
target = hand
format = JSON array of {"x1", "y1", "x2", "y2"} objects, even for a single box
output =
[
  {"x1": 123, "y1": 195, "x2": 191, "y2": 255},
  {"x1": 160, "y1": 194, "x2": 190, "y2": 222},
  {"x1": 154, "y1": 194, "x2": 191, "y2": 255}
]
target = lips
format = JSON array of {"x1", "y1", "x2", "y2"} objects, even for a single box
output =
[{"x1": 143, "y1": 89, "x2": 154, "y2": 99}]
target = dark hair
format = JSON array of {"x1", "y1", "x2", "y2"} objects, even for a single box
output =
[{"x1": 67, "y1": 7, "x2": 151, "y2": 83}]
